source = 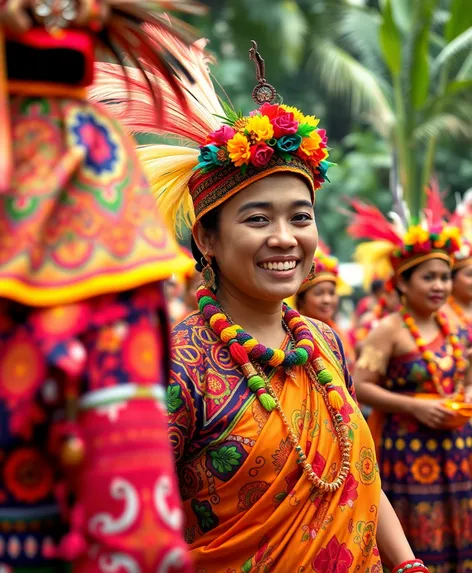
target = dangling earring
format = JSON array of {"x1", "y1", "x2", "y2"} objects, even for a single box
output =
[
  {"x1": 400, "y1": 293, "x2": 407, "y2": 308},
  {"x1": 201, "y1": 254, "x2": 216, "y2": 290},
  {"x1": 307, "y1": 262, "x2": 316, "y2": 281}
]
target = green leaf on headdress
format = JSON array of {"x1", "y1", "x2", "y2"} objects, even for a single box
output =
[
  {"x1": 297, "y1": 124, "x2": 317, "y2": 137},
  {"x1": 220, "y1": 101, "x2": 242, "y2": 125},
  {"x1": 241, "y1": 163, "x2": 248, "y2": 176}
]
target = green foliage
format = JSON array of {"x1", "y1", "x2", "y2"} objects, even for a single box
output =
[{"x1": 182, "y1": 0, "x2": 472, "y2": 261}]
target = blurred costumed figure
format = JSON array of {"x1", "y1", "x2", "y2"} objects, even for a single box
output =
[
  {"x1": 0, "y1": 1, "x2": 205, "y2": 571},
  {"x1": 434, "y1": 186, "x2": 472, "y2": 345},
  {"x1": 165, "y1": 247, "x2": 201, "y2": 326},
  {"x1": 296, "y1": 243, "x2": 355, "y2": 368},
  {"x1": 350, "y1": 193, "x2": 472, "y2": 572},
  {"x1": 348, "y1": 202, "x2": 400, "y2": 350}
]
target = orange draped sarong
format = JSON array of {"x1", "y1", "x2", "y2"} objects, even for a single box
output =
[{"x1": 170, "y1": 316, "x2": 382, "y2": 572}]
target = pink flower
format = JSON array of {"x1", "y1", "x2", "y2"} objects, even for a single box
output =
[
  {"x1": 250, "y1": 142, "x2": 274, "y2": 167},
  {"x1": 271, "y1": 112, "x2": 298, "y2": 138},
  {"x1": 317, "y1": 128, "x2": 328, "y2": 146},
  {"x1": 258, "y1": 103, "x2": 281, "y2": 120},
  {"x1": 206, "y1": 125, "x2": 235, "y2": 146},
  {"x1": 338, "y1": 473, "x2": 359, "y2": 508},
  {"x1": 312, "y1": 536, "x2": 354, "y2": 573}
]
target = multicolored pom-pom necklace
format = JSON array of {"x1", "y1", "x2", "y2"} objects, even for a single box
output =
[
  {"x1": 401, "y1": 306, "x2": 467, "y2": 399},
  {"x1": 197, "y1": 285, "x2": 352, "y2": 493}
]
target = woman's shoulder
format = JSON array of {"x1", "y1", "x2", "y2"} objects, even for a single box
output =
[
  {"x1": 171, "y1": 311, "x2": 216, "y2": 346},
  {"x1": 304, "y1": 317, "x2": 344, "y2": 355}
]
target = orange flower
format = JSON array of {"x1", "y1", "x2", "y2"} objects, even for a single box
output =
[
  {"x1": 298, "y1": 131, "x2": 322, "y2": 159},
  {"x1": 227, "y1": 133, "x2": 251, "y2": 167},
  {"x1": 411, "y1": 455, "x2": 440, "y2": 484}
]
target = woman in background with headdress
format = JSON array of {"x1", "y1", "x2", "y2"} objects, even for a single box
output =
[
  {"x1": 350, "y1": 200, "x2": 472, "y2": 571},
  {"x1": 95, "y1": 38, "x2": 431, "y2": 573},
  {"x1": 0, "y1": 1, "x2": 203, "y2": 570},
  {"x1": 296, "y1": 247, "x2": 355, "y2": 368}
]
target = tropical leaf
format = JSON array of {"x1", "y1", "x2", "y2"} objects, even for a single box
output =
[
  {"x1": 413, "y1": 113, "x2": 472, "y2": 142},
  {"x1": 313, "y1": 39, "x2": 394, "y2": 137},
  {"x1": 408, "y1": 2, "x2": 435, "y2": 110},
  {"x1": 434, "y1": 27, "x2": 472, "y2": 71},
  {"x1": 278, "y1": 0, "x2": 308, "y2": 72},
  {"x1": 457, "y1": 51, "x2": 472, "y2": 80},
  {"x1": 379, "y1": 0, "x2": 402, "y2": 76},
  {"x1": 445, "y1": 0, "x2": 472, "y2": 43}
]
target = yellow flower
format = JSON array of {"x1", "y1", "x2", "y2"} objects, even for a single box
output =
[
  {"x1": 302, "y1": 114, "x2": 320, "y2": 128},
  {"x1": 280, "y1": 104, "x2": 305, "y2": 123},
  {"x1": 403, "y1": 225, "x2": 429, "y2": 247},
  {"x1": 299, "y1": 131, "x2": 322, "y2": 157},
  {"x1": 227, "y1": 132, "x2": 251, "y2": 167},
  {"x1": 437, "y1": 226, "x2": 460, "y2": 247},
  {"x1": 244, "y1": 115, "x2": 274, "y2": 142}
]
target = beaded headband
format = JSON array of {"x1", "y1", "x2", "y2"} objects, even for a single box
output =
[
  {"x1": 91, "y1": 39, "x2": 331, "y2": 232},
  {"x1": 298, "y1": 249, "x2": 352, "y2": 296}
]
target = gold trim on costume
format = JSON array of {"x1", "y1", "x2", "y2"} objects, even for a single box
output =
[
  {"x1": 357, "y1": 345, "x2": 388, "y2": 375},
  {"x1": 298, "y1": 272, "x2": 337, "y2": 294},
  {"x1": 395, "y1": 251, "x2": 451, "y2": 275},
  {"x1": 453, "y1": 257, "x2": 472, "y2": 271},
  {"x1": 8, "y1": 80, "x2": 87, "y2": 99}
]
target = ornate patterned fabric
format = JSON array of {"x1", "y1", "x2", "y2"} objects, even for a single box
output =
[
  {"x1": 168, "y1": 312, "x2": 383, "y2": 572},
  {"x1": 0, "y1": 96, "x2": 190, "y2": 306},
  {"x1": 0, "y1": 286, "x2": 191, "y2": 572},
  {"x1": 372, "y1": 334, "x2": 472, "y2": 572}
]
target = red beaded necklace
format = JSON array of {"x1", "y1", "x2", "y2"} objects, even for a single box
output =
[{"x1": 401, "y1": 307, "x2": 467, "y2": 399}]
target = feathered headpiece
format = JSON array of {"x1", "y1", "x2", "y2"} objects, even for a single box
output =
[
  {"x1": 425, "y1": 181, "x2": 472, "y2": 271},
  {"x1": 0, "y1": 0, "x2": 206, "y2": 191},
  {"x1": 298, "y1": 239, "x2": 352, "y2": 296},
  {"x1": 90, "y1": 38, "x2": 332, "y2": 233},
  {"x1": 347, "y1": 193, "x2": 462, "y2": 289}
]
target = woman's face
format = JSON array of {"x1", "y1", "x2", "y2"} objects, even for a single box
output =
[
  {"x1": 453, "y1": 265, "x2": 472, "y2": 303},
  {"x1": 195, "y1": 173, "x2": 317, "y2": 304},
  {"x1": 300, "y1": 280, "x2": 338, "y2": 322},
  {"x1": 399, "y1": 259, "x2": 452, "y2": 313}
]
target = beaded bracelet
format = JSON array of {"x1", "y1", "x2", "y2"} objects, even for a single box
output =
[{"x1": 392, "y1": 559, "x2": 429, "y2": 573}]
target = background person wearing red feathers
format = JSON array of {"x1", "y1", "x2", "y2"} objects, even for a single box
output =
[
  {"x1": 0, "y1": 1, "x2": 205, "y2": 571},
  {"x1": 349, "y1": 196, "x2": 472, "y2": 572}
]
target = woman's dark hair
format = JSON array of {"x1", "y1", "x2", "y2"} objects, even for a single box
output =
[
  {"x1": 395, "y1": 266, "x2": 415, "y2": 297},
  {"x1": 295, "y1": 291, "x2": 307, "y2": 309},
  {"x1": 191, "y1": 207, "x2": 221, "y2": 272},
  {"x1": 371, "y1": 279, "x2": 385, "y2": 296}
]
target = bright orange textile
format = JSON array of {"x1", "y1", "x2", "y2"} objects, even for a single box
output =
[{"x1": 169, "y1": 314, "x2": 383, "y2": 572}]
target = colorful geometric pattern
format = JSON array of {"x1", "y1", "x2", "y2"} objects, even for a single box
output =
[
  {"x1": 0, "y1": 286, "x2": 191, "y2": 571},
  {"x1": 0, "y1": 96, "x2": 191, "y2": 306},
  {"x1": 377, "y1": 333, "x2": 472, "y2": 571},
  {"x1": 168, "y1": 311, "x2": 383, "y2": 572}
]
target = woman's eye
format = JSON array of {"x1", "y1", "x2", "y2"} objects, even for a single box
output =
[
  {"x1": 292, "y1": 212, "x2": 313, "y2": 222},
  {"x1": 246, "y1": 215, "x2": 268, "y2": 224}
]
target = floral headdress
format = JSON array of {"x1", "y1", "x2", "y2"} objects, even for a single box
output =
[
  {"x1": 90, "y1": 39, "x2": 331, "y2": 230},
  {"x1": 298, "y1": 240, "x2": 352, "y2": 296},
  {"x1": 347, "y1": 195, "x2": 462, "y2": 286}
]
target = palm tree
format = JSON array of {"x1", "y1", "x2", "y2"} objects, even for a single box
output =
[{"x1": 311, "y1": 0, "x2": 472, "y2": 217}]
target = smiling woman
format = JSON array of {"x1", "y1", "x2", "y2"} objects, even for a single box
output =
[
  {"x1": 95, "y1": 39, "x2": 425, "y2": 573},
  {"x1": 349, "y1": 200, "x2": 472, "y2": 570}
]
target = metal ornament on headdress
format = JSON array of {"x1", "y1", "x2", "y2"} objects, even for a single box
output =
[{"x1": 249, "y1": 40, "x2": 277, "y2": 105}]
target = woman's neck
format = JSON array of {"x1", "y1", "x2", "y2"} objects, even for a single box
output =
[
  {"x1": 216, "y1": 283, "x2": 287, "y2": 348},
  {"x1": 402, "y1": 304, "x2": 435, "y2": 327},
  {"x1": 452, "y1": 293, "x2": 472, "y2": 312}
]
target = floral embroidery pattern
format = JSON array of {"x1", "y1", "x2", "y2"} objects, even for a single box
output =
[
  {"x1": 237, "y1": 481, "x2": 270, "y2": 512},
  {"x1": 312, "y1": 535, "x2": 354, "y2": 573},
  {"x1": 354, "y1": 520, "x2": 376, "y2": 557},
  {"x1": 3, "y1": 448, "x2": 53, "y2": 503},
  {"x1": 206, "y1": 442, "x2": 247, "y2": 482},
  {"x1": 191, "y1": 499, "x2": 219, "y2": 534},
  {"x1": 355, "y1": 447, "x2": 377, "y2": 485}
]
